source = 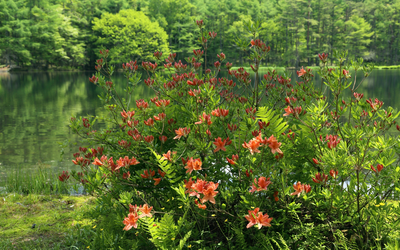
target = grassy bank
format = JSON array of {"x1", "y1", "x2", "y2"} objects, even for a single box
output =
[
  {"x1": 0, "y1": 168, "x2": 138, "y2": 249},
  {"x1": 1, "y1": 168, "x2": 76, "y2": 195},
  {"x1": 0, "y1": 193, "x2": 95, "y2": 249},
  {"x1": 0, "y1": 168, "x2": 95, "y2": 249},
  {"x1": 374, "y1": 65, "x2": 400, "y2": 69}
]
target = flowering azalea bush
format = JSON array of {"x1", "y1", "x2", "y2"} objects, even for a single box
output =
[{"x1": 63, "y1": 21, "x2": 400, "y2": 249}]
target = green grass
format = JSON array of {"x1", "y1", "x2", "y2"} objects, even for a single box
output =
[
  {"x1": 1, "y1": 167, "x2": 77, "y2": 195},
  {"x1": 0, "y1": 167, "x2": 95, "y2": 249},
  {"x1": 0, "y1": 193, "x2": 95, "y2": 249},
  {"x1": 374, "y1": 65, "x2": 400, "y2": 70}
]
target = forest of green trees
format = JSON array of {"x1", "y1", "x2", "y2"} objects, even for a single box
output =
[{"x1": 1, "y1": 0, "x2": 400, "y2": 69}]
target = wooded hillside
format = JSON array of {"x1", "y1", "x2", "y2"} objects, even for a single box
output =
[{"x1": 1, "y1": 0, "x2": 399, "y2": 68}]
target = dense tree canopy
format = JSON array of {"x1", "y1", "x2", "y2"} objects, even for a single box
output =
[
  {"x1": 93, "y1": 10, "x2": 170, "y2": 63},
  {"x1": 1, "y1": 0, "x2": 400, "y2": 68}
]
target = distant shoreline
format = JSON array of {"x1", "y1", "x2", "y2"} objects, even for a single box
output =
[{"x1": 231, "y1": 65, "x2": 400, "y2": 71}]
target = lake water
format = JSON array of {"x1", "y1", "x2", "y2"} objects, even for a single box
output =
[{"x1": 0, "y1": 69, "x2": 399, "y2": 177}]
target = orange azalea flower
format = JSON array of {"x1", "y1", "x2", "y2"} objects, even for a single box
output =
[
  {"x1": 242, "y1": 138, "x2": 262, "y2": 155},
  {"x1": 195, "y1": 112, "x2": 212, "y2": 125},
  {"x1": 140, "y1": 170, "x2": 149, "y2": 179},
  {"x1": 141, "y1": 169, "x2": 155, "y2": 179},
  {"x1": 211, "y1": 108, "x2": 220, "y2": 117},
  {"x1": 329, "y1": 169, "x2": 338, "y2": 178},
  {"x1": 198, "y1": 204, "x2": 207, "y2": 210},
  {"x1": 58, "y1": 171, "x2": 70, "y2": 182},
  {"x1": 291, "y1": 182, "x2": 304, "y2": 197},
  {"x1": 257, "y1": 177, "x2": 271, "y2": 191},
  {"x1": 290, "y1": 182, "x2": 311, "y2": 197},
  {"x1": 154, "y1": 99, "x2": 170, "y2": 107},
  {"x1": 174, "y1": 127, "x2": 191, "y2": 140},
  {"x1": 158, "y1": 169, "x2": 166, "y2": 177},
  {"x1": 153, "y1": 178, "x2": 161, "y2": 186},
  {"x1": 136, "y1": 99, "x2": 149, "y2": 109},
  {"x1": 191, "y1": 158, "x2": 202, "y2": 171},
  {"x1": 252, "y1": 130, "x2": 260, "y2": 137},
  {"x1": 245, "y1": 208, "x2": 273, "y2": 229},
  {"x1": 266, "y1": 135, "x2": 282, "y2": 155},
  {"x1": 184, "y1": 157, "x2": 202, "y2": 174},
  {"x1": 150, "y1": 96, "x2": 158, "y2": 103},
  {"x1": 72, "y1": 156, "x2": 82, "y2": 166},
  {"x1": 245, "y1": 208, "x2": 258, "y2": 228},
  {"x1": 249, "y1": 177, "x2": 271, "y2": 193},
  {"x1": 211, "y1": 108, "x2": 229, "y2": 117},
  {"x1": 123, "y1": 171, "x2": 131, "y2": 179},
  {"x1": 326, "y1": 135, "x2": 341, "y2": 149},
  {"x1": 129, "y1": 204, "x2": 138, "y2": 213},
  {"x1": 201, "y1": 182, "x2": 219, "y2": 204},
  {"x1": 139, "y1": 204, "x2": 153, "y2": 218},
  {"x1": 184, "y1": 178, "x2": 195, "y2": 194},
  {"x1": 107, "y1": 157, "x2": 115, "y2": 170},
  {"x1": 213, "y1": 137, "x2": 227, "y2": 152},
  {"x1": 100, "y1": 155, "x2": 107, "y2": 162},
  {"x1": 92, "y1": 157, "x2": 103, "y2": 166},
  {"x1": 121, "y1": 110, "x2": 129, "y2": 119},
  {"x1": 181, "y1": 157, "x2": 190, "y2": 165},
  {"x1": 116, "y1": 156, "x2": 140, "y2": 170},
  {"x1": 227, "y1": 123, "x2": 237, "y2": 131},
  {"x1": 184, "y1": 160, "x2": 195, "y2": 174},
  {"x1": 273, "y1": 191, "x2": 279, "y2": 202},
  {"x1": 371, "y1": 164, "x2": 384, "y2": 173},
  {"x1": 144, "y1": 118, "x2": 154, "y2": 126},
  {"x1": 159, "y1": 135, "x2": 167, "y2": 143},
  {"x1": 254, "y1": 133, "x2": 267, "y2": 146},
  {"x1": 297, "y1": 66, "x2": 306, "y2": 77},
  {"x1": 258, "y1": 121, "x2": 267, "y2": 129},
  {"x1": 154, "y1": 112, "x2": 166, "y2": 121},
  {"x1": 275, "y1": 152, "x2": 284, "y2": 160},
  {"x1": 191, "y1": 179, "x2": 207, "y2": 198},
  {"x1": 123, "y1": 212, "x2": 139, "y2": 231},
  {"x1": 220, "y1": 109, "x2": 229, "y2": 117},
  {"x1": 304, "y1": 184, "x2": 311, "y2": 193},
  {"x1": 249, "y1": 183, "x2": 258, "y2": 193},
  {"x1": 226, "y1": 154, "x2": 239, "y2": 165},
  {"x1": 283, "y1": 106, "x2": 294, "y2": 116},
  {"x1": 116, "y1": 157, "x2": 125, "y2": 168},
  {"x1": 256, "y1": 212, "x2": 273, "y2": 229},
  {"x1": 161, "y1": 150, "x2": 176, "y2": 162},
  {"x1": 129, "y1": 157, "x2": 140, "y2": 166},
  {"x1": 188, "y1": 89, "x2": 201, "y2": 96},
  {"x1": 144, "y1": 135, "x2": 154, "y2": 143},
  {"x1": 312, "y1": 172, "x2": 328, "y2": 184}
]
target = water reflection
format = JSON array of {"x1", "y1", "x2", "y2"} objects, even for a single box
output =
[
  {"x1": 0, "y1": 69, "x2": 399, "y2": 175},
  {"x1": 240, "y1": 69, "x2": 400, "y2": 108},
  {"x1": 0, "y1": 72, "x2": 152, "y2": 176}
]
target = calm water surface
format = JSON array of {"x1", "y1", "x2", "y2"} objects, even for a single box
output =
[{"x1": 0, "y1": 69, "x2": 399, "y2": 176}]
